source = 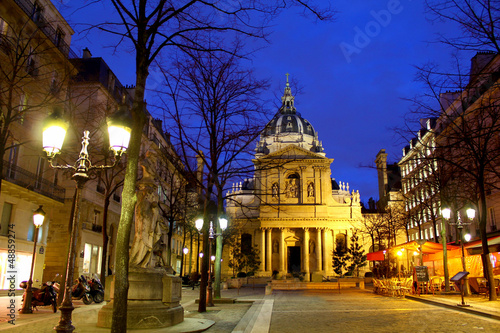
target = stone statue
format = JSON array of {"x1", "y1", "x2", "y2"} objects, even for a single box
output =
[
  {"x1": 309, "y1": 240, "x2": 315, "y2": 254},
  {"x1": 273, "y1": 240, "x2": 279, "y2": 253},
  {"x1": 307, "y1": 182, "x2": 314, "y2": 197},
  {"x1": 130, "y1": 164, "x2": 162, "y2": 268},
  {"x1": 285, "y1": 179, "x2": 299, "y2": 198},
  {"x1": 272, "y1": 182, "x2": 279, "y2": 198}
]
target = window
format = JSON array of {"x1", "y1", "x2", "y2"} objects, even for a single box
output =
[
  {"x1": 18, "y1": 93, "x2": 28, "y2": 124},
  {"x1": 96, "y1": 176, "x2": 105, "y2": 194},
  {"x1": 0, "y1": 17, "x2": 8, "y2": 35},
  {"x1": 0, "y1": 203, "x2": 13, "y2": 236},
  {"x1": 7, "y1": 145, "x2": 18, "y2": 179},
  {"x1": 35, "y1": 157, "x2": 45, "y2": 189},
  {"x1": 94, "y1": 210, "x2": 100, "y2": 226},
  {"x1": 26, "y1": 47, "x2": 37, "y2": 76},
  {"x1": 489, "y1": 207, "x2": 496, "y2": 231},
  {"x1": 50, "y1": 72, "x2": 59, "y2": 94},
  {"x1": 83, "y1": 243, "x2": 102, "y2": 275},
  {"x1": 32, "y1": 2, "x2": 42, "y2": 22},
  {"x1": 54, "y1": 27, "x2": 64, "y2": 47}
]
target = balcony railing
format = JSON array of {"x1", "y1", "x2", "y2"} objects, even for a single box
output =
[
  {"x1": 82, "y1": 221, "x2": 103, "y2": 233},
  {"x1": 13, "y1": 0, "x2": 78, "y2": 58},
  {"x1": 2, "y1": 160, "x2": 66, "y2": 203}
]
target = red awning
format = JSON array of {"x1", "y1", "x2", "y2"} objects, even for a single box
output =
[{"x1": 367, "y1": 250, "x2": 385, "y2": 261}]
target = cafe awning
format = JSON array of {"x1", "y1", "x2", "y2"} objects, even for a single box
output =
[
  {"x1": 367, "y1": 250, "x2": 385, "y2": 261},
  {"x1": 465, "y1": 235, "x2": 500, "y2": 249},
  {"x1": 366, "y1": 241, "x2": 460, "y2": 261}
]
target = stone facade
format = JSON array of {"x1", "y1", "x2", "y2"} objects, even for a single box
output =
[{"x1": 226, "y1": 80, "x2": 365, "y2": 280}]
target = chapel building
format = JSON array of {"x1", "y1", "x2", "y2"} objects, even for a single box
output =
[{"x1": 226, "y1": 79, "x2": 364, "y2": 281}]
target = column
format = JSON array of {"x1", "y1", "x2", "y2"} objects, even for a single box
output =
[
  {"x1": 316, "y1": 228, "x2": 322, "y2": 272},
  {"x1": 266, "y1": 228, "x2": 272, "y2": 274},
  {"x1": 259, "y1": 228, "x2": 266, "y2": 273},
  {"x1": 303, "y1": 228, "x2": 310, "y2": 281},
  {"x1": 323, "y1": 228, "x2": 330, "y2": 276},
  {"x1": 300, "y1": 165, "x2": 307, "y2": 203},
  {"x1": 280, "y1": 228, "x2": 286, "y2": 274}
]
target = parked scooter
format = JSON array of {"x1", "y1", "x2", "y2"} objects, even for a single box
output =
[
  {"x1": 55, "y1": 275, "x2": 93, "y2": 304},
  {"x1": 87, "y1": 275, "x2": 104, "y2": 303},
  {"x1": 19, "y1": 278, "x2": 58, "y2": 313},
  {"x1": 72, "y1": 275, "x2": 93, "y2": 304}
]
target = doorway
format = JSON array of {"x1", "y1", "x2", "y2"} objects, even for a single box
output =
[{"x1": 287, "y1": 246, "x2": 301, "y2": 273}]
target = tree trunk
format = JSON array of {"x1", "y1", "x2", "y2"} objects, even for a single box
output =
[
  {"x1": 100, "y1": 193, "x2": 111, "y2": 284},
  {"x1": 478, "y1": 188, "x2": 497, "y2": 301},
  {"x1": 198, "y1": 214, "x2": 210, "y2": 313},
  {"x1": 167, "y1": 217, "x2": 174, "y2": 267},
  {"x1": 111, "y1": 59, "x2": 147, "y2": 332}
]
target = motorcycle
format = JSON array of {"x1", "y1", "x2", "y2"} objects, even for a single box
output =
[
  {"x1": 72, "y1": 275, "x2": 93, "y2": 304},
  {"x1": 19, "y1": 279, "x2": 58, "y2": 313},
  {"x1": 54, "y1": 275, "x2": 93, "y2": 304},
  {"x1": 86, "y1": 275, "x2": 104, "y2": 303}
]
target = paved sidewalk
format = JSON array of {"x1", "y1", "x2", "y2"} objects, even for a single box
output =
[
  {"x1": 406, "y1": 292, "x2": 500, "y2": 320},
  {"x1": 0, "y1": 285, "x2": 498, "y2": 332},
  {"x1": 0, "y1": 285, "x2": 266, "y2": 332}
]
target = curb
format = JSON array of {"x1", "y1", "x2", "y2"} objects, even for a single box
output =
[{"x1": 406, "y1": 295, "x2": 500, "y2": 321}]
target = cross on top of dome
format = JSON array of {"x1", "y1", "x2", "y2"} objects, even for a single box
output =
[{"x1": 280, "y1": 73, "x2": 295, "y2": 115}]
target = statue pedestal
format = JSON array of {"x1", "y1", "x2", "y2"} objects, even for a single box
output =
[{"x1": 97, "y1": 268, "x2": 183, "y2": 329}]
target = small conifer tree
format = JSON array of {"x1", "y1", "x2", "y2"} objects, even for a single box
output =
[
  {"x1": 348, "y1": 231, "x2": 367, "y2": 277},
  {"x1": 332, "y1": 237, "x2": 349, "y2": 277}
]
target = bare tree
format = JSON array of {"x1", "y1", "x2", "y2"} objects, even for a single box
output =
[
  {"x1": 159, "y1": 46, "x2": 269, "y2": 311},
  {"x1": 425, "y1": 0, "x2": 500, "y2": 52}
]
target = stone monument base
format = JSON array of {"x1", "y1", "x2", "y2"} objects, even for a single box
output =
[{"x1": 97, "y1": 267, "x2": 183, "y2": 329}]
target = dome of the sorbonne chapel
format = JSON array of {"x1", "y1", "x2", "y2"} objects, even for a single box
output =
[
  {"x1": 225, "y1": 74, "x2": 365, "y2": 280},
  {"x1": 255, "y1": 76, "x2": 325, "y2": 157}
]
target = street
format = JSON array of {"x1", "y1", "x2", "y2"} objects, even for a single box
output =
[{"x1": 266, "y1": 290, "x2": 498, "y2": 333}]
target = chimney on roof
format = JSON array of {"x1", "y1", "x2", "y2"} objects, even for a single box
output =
[
  {"x1": 470, "y1": 51, "x2": 496, "y2": 82},
  {"x1": 82, "y1": 48, "x2": 92, "y2": 59}
]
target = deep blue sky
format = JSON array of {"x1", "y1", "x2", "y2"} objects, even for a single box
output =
[{"x1": 58, "y1": 0, "x2": 467, "y2": 203}]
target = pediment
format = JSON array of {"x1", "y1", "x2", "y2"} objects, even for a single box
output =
[
  {"x1": 256, "y1": 145, "x2": 332, "y2": 162},
  {"x1": 285, "y1": 235, "x2": 302, "y2": 245}
]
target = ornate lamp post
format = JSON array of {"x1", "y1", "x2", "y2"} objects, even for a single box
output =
[
  {"x1": 442, "y1": 206, "x2": 475, "y2": 304},
  {"x1": 42, "y1": 105, "x2": 131, "y2": 333},
  {"x1": 195, "y1": 217, "x2": 227, "y2": 308},
  {"x1": 20, "y1": 206, "x2": 45, "y2": 314}
]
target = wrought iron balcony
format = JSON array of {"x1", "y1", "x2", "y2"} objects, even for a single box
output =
[
  {"x1": 13, "y1": 0, "x2": 78, "y2": 58},
  {"x1": 2, "y1": 160, "x2": 65, "y2": 203}
]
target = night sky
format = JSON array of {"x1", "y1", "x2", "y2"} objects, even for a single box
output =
[{"x1": 57, "y1": 0, "x2": 471, "y2": 203}]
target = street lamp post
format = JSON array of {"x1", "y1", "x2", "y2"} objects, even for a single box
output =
[
  {"x1": 20, "y1": 206, "x2": 46, "y2": 314},
  {"x1": 42, "y1": 106, "x2": 131, "y2": 333},
  {"x1": 214, "y1": 217, "x2": 227, "y2": 299},
  {"x1": 182, "y1": 247, "x2": 189, "y2": 276},
  {"x1": 195, "y1": 217, "x2": 227, "y2": 309},
  {"x1": 442, "y1": 206, "x2": 475, "y2": 303}
]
